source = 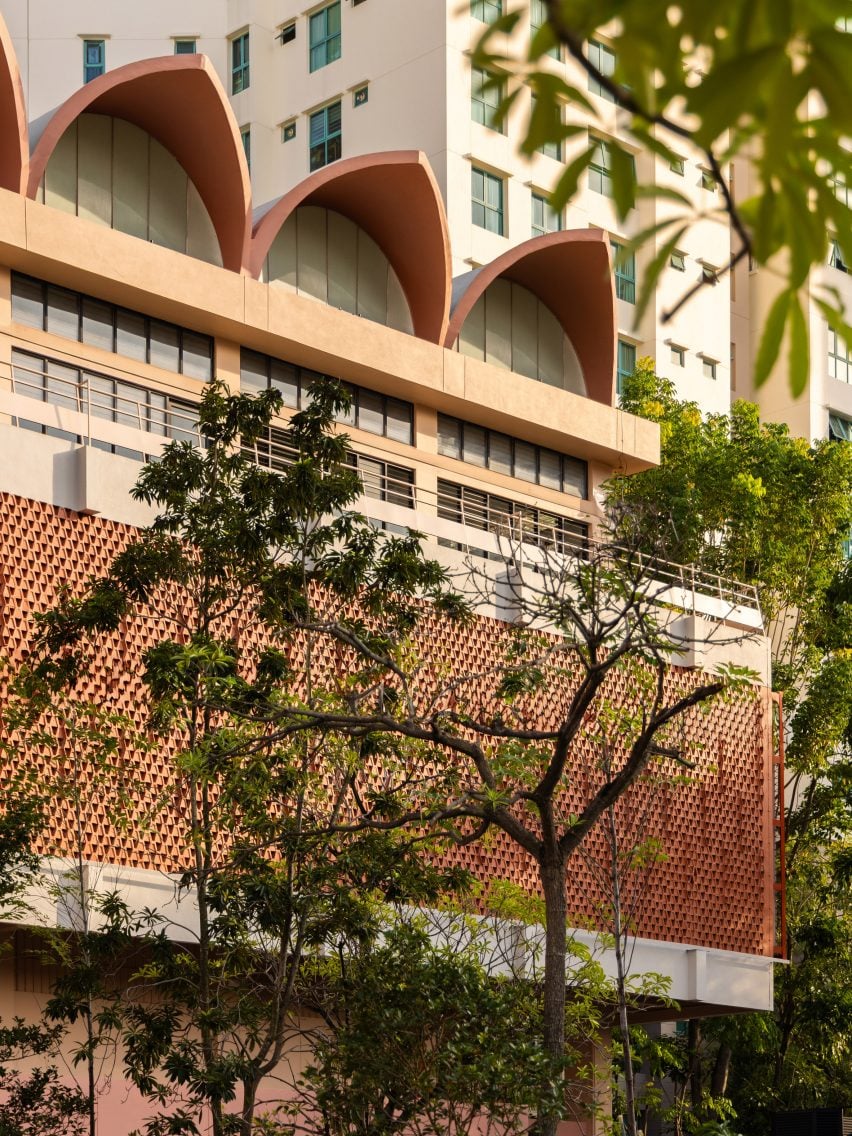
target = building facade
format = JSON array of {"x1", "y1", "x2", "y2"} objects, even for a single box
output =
[{"x1": 0, "y1": 6, "x2": 783, "y2": 1133}]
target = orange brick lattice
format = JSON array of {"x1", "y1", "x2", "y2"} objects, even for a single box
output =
[{"x1": 0, "y1": 492, "x2": 774, "y2": 957}]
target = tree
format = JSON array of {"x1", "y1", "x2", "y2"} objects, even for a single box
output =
[
  {"x1": 0, "y1": 767, "x2": 90, "y2": 1134},
  {"x1": 607, "y1": 362, "x2": 852, "y2": 1133},
  {"x1": 474, "y1": 0, "x2": 852, "y2": 394},
  {"x1": 13, "y1": 380, "x2": 757, "y2": 1136},
  {"x1": 290, "y1": 911, "x2": 597, "y2": 1136},
  {"x1": 10, "y1": 380, "x2": 471, "y2": 1136}
]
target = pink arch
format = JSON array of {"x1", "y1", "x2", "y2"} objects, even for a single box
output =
[
  {"x1": 27, "y1": 55, "x2": 251, "y2": 272},
  {"x1": 0, "y1": 13, "x2": 29, "y2": 192},
  {"x1": 445, "y1": 230, "x2": 616, "y2": 406},
  {"x1": 249, "y1": 151, "x2": 451, "y2": 343}
]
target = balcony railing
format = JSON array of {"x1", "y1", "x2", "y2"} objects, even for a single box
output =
[{"x1": 0, "y1": 364, "x2": 763, "y2": 630}]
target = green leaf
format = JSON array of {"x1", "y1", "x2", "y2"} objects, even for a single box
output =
[
  {"x1": 634, "y1": 226, "x2": 688, "y2": 327},
  {"x1": 753, "y1": 288, "x2": 790, "y2": 388},
  {"x1": 549, "y1": 144, "x2": 596, "y2": 212},
  {"x1": 688, "y1": 45, "x2": 787, "y2": 147},
  {"x1": 609, "y1": 142, "x2": 637, "y2": 220},
  {"x1": 788, "y1": 291, "x2": 809, "y2": 398}
]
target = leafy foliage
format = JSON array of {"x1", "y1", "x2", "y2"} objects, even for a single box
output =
[{"x1": 474, "y1": 0, "x2": 852, "y2": 394}]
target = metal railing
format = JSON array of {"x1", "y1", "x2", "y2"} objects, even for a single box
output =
[
  {"x1": 1, "y1": 365, "x2": 762, "y2": 623},
  {"x1": 7, "y1": 357, "x2": 202, "y2": 449}
]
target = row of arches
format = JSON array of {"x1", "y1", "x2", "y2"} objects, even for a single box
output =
[{"x1": 0, "y1": 20, "x2": 616, "y2": 404}]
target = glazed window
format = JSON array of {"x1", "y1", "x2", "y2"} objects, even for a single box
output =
[
  {"x1": 11, "y1": 274, "x2": 214, "y2": 381},
  {"x1": 471, "y1": 167, "x2": 504, "y2": 235},
  {"x1": 231, "y1": 32, "x2": 250, "y2": 94},
  {"x1": 438, "y1": 414, "x2": 587, "y2": 498},
  {"x1": 309, "y1": 1, "x2": 341, "y2": 72},
  {"x1": 83, "y1": 40, "x2": 105, "y2": 84},
  {"x1": 240, "y1": 349, "x2": 413, "y2": 444},
  {"x1": 309, "y1": 101, "x2": 342, "y2": 171},
  {"x1": 531, "y1": 192, "x2": 561, "y2": 236}
]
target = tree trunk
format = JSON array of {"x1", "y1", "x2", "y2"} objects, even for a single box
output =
[
  {"x1": 687, "y1": 1020, "x2": 702, "y2": 1112},
  {"x1": 537, "y1": 853, "x2": 567, "y2": 1136},
  {"x1": 710, "y1": 1044, "x2": 731, "y2": 1098}
]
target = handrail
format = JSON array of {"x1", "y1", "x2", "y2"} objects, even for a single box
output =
[{"x1": 2, "y1": 363, "x2": 762, "y2": 622}]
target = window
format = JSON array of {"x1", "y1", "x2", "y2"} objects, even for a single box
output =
[
  {"x1": 83, "y1": 40, "x2": 105, "y2": 84},
  {"x1": 11, "y1": 348, "x2": 200, "y2": 455},
  {"x1": 471, "y1": 68, "x2": 504, "y2": 131},
  {"x1": 279, "y1": 23, "x2": 296, "y2": 44},
  {"x1": 611, "y1": 240, "x2": 635, "y2": 303},
  {"x1": 438, "y1": 414, "x2": 587, "y2": 497},
  {"x1": 588, "y1": 40, "x2": 616, "y2": 101},
  {"x1": 240, "y1": 126, "x2": 251, "y2": 172},
  {"x1": 471, "y1": 167, "x2": 504, "y2": 235},
  {"x1": 833, "y1": 176, "x2": 852, "y2": 208},
  {"x1": 700, "y1": 168, "x2": 716, "y2": 191},
  {"x1": 231, "y1": 32, "x2": 249, "y2": 94},
  {"x1": 616, "y1": 339, "x2": 636, "y2": 394},
  {"x1": 730, "y1": 341, "x2": 737, "y2": 388},
  {"x1": 174, "y1": 39, "x2": 197, "y2": 54},
  {"x1": 240, "y1": 348, "x2": 414, "y2": 444},
  {"x1": 11, "y1": 274, "x2": 214, "y2": 381},
  {"x1": 531, "y1": 192, "x2": 561, "y2": 236},
  {"x1": 589, "y1": 139, "x2": 615, "y2": 197},
  {"x1": 530, "y1": 0, "x2": 559, "y2": 59},
  {"x1": 472, "y1": 0, "x2": 502, "y2": 22},
  {"x1": 701, "y1": 264, "x2": 717, "y2": 285},
  {"x1": 282, "y1": 120, "x2": 296, "y2": 142},
  {"x1": 309, "y1": 2, "x2": 341, "y2": 72},
  {"x1": 830, "y1": 413, "x2": 852, "y2": 442},
  {"x1": 830, "y1": 240, "x2": 848, "y2": 273},
  {"x1": 350, "y1": 454, "x2": 414, "y2": 509},
  {"x1": 670, "y1": 345, "x2": 685, "y2": 367},
  {"x1": 670, "y1": 250, "x2": 686, "y2": 271},
  {"x1": 829, "y1": 327, "x2": 852, "y2": 383},
  {"x1": 670, "y1": 156, "x2": 685, "y2": 175},
  {"x1": 438, "y1": 480, "x2": 589, "y2": 560},
  {"x1": 354, "y1": 85, "x2": 368, "y2": 106},
  {"x1": 532, "y1": 94, "x2": 562, "y2": 160},
  {"x1": 309, "y1": 101, "x2": 342, "y2": 171},
  {"x1": 702, "y1": 357, "x2": 717, "y2": 380}
]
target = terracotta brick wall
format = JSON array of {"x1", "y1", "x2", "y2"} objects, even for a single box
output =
[{"x1": 0, "y1": 491, "x2": 774, "y2": 956}]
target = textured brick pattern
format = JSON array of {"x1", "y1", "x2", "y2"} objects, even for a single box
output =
[{"x1": 0, "y1": 491, "x2": 773, "y2": 957}]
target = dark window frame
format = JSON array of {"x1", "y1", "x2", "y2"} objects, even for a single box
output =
[
  {"x1": 11, "y1": 273, "x2": 214, "y2": 381},
  {"x1": 240, "y1": 348, "x2": 414, "y2": 445},
  {"x1": 437, "y1": 412, "x2": 588, "y2": 499}
]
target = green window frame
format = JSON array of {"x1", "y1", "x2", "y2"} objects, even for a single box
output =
[
  {"x1": 309, "y1": 101, "x2": 342, "y2": 171},
  {"x1": 83, "y1": 39, "x2": 105, "y2": 84},
  {"x1": 830, "y1": 240, "x2": 848, "y2": 273},
  {"x1": 471, "y1": 68, "x2": 504, "y2": 131},
  {"x1": 616, "y1": 339, "x2": 636, "y2": 395},
  {"x1": 471, "y1": 0, "x2": 502, "y2": 22},
  {"x1": 611, "y1": 240, "x2": 636, "y2": 303},
  {"x1": 174, "y1": 39, "x2": 197, "y2": 54},
  {"x1": 830, "y1": 413, "x2": 852, "y2": 442},
  {"x1": 531, "y1": 192, "x2": 561, "y2": 237},
  {"x1": 231, "y1": 32, "x2": 249, "y2": 94},
  {"x1": 240, "y1": 126, "x2": 251, "y2": 172},
  {"x1": 309, "y1": 1, "x2": 341, "y2": 72},
  {"x1": 588, "y1": 40, "x2": 616, "y2": 102},
  {"x1": 471, "y1": 167, "x2": 504, "y2": 235}
]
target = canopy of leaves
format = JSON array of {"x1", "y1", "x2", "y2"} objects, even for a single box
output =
[{"x1": 474, "y1": 0, "x2": 852, "y2": 395}]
